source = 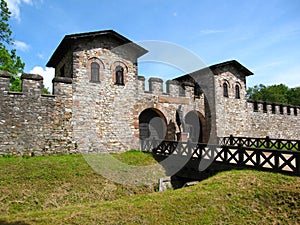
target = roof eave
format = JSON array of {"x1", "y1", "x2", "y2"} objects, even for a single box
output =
[{"x1": 46, "y1": 30, "x2": 147, "y2": 68}]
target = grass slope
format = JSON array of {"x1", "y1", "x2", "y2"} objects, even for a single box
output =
[
  {"x1": 0, "y1": 153, "x2": 299, "y2": 224},
  {"x1": 0, "y1": 152, "x2": 157, "y2": 216}
]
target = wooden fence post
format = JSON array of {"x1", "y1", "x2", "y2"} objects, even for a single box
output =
[
  {"x1": 295, "y1": 153, "x2": 300, "y2": 175},
  {"x1": 238, "y1": 144, "x2": 244, "y2": 166},
  {"x1": 230, "y1": 135, "x2": 234, "y2": 146},
  {"x1": 266, "y1": 136, "x2": 270, "y2": 149}
]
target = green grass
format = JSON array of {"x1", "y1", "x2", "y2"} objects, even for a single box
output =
[
  {"x1": 0, "y1": 152, "x2": 299, "y2": 224},
  {"x1": 111, "y1": 150, "x2": 157, "y2": 166},
  {"x1": 0, "y1": 152, "x2": 158, "y2": 216}
]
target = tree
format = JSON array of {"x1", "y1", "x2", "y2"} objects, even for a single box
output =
[
  {"x1": 247, "y1": 84, "x2": 300, "y2": 106},
  {"x1": 0, "y1": 0, "x2": 25, "y2": 91},
  {"x1": 287, "y1": 87, "x2": 300, "y2": 106}
]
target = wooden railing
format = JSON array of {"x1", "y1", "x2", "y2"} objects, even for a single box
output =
[
  {"x1": 219, "y1": 135, "x2": 300, "y2": 151},
  {"x1": 141, "y1": 139, "x2": 300, "y2": 175}
]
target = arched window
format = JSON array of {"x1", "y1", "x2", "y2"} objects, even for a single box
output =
[
  {"x1": 223, "y1": 82, "x2": 228, "y2": 97},
  {"x1": 91, "y1": 62, "x2": 100, "y2": 82},
  {"x1": 235, "y1": 84, "x2": 240, "y2": 99},
  {"x1": 115, "y1": 66, "x2": 124, "y2": 85}
]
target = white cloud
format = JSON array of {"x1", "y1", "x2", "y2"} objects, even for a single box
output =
[
  {"x1": 14, "y1": 40, "x2": 30, "y2": 51},
  {"x1": 6, "y1": 0, "x2": 33, "y2": 21},
  {"x1": 29, "y1": 66, "x2": 54, "y2": 93}
]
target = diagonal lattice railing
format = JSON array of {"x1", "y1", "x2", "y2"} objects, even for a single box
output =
[
  {"x1": 141, "y1": 139, "x2": 300, "y2": 175},
  {"x1": 219, "y1": 135, "x2": 300, "y2": 151}
]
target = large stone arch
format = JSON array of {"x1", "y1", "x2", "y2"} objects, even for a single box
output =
[
  {"x1": 185, "y1": 110, "x2": 208, "y2": 143},
  {"x1": 139, "y1": 108, "x2": 167, "y2": 140}
]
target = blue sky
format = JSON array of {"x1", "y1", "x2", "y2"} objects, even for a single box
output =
[{"x1": 6, "y1": 0, "x2": 300, "y2": 91}]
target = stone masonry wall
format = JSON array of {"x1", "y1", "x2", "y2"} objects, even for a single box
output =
[
  {"x1": 70, "y1": 36, "x2": 207, "y2": 153},
  {"x1": 247, "y1": 101, "x2": 300, "y2": 139},
  {"x1": 70, "y1": 36, "x2": 140, "y2": 153},
  {"x1": 0, "y1": 71, "x2": 76, "y2": 156},
  {"x1": 1, "y1": 31, "x2": 300, "y2": 156},
  {"x1": 213, "y1": 65, "x2": 300, "y2": 140},
  {"x1": 214, "y1": 65, "x2": 249, "y2": 138}
]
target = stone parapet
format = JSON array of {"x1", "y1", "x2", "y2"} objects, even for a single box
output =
[
  {"x1": 0, "y1": 70, "x2": 12, "y2": 93},
  {"x1": 21, "y1": 73, "x2": 44, "y2": 96}
]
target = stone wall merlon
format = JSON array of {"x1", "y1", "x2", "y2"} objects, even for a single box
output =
[
  {"x1": 137, "y1": 76, "x2": 195, "y2": 97},
  {"x1": 0, "y1": 70, "x2": 12, "y2": 78},
  {"x1": 21, "y1": 73, "x2": 43, "y2": 81},
  {"x1": 137, "y1": 75, "x2": 145, "y2": 81},
  {"x1": 247, "y1": 99, "x2": 300, "y2": 108},
  {"x1": 0, "y1": 72, "x2": 11, "y2": 93},
  {"x1": 247, "y1": 100, "x2": 299, "y2": 116}
]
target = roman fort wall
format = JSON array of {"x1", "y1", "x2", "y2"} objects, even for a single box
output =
[
  {"x1": 213, "y1": 65, "x2": 300, "y2": 140},
  {"x1": 0, "y1": 71, "x2": 76, "y2": 156},
  {"x1": 0, "y1": 31, "x2": 299, "y2": 156},
  {"x1": 246, "y1": 100, "x2": 300, "y2": 139}
]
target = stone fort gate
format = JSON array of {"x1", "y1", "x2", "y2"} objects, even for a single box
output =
[{"x1": 0, "y1": 30, "x2": 299, "y2": 155}]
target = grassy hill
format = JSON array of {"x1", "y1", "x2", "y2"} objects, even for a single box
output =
[{"x1": 0, "y1": 152, "x2": 299, "y2": 224}]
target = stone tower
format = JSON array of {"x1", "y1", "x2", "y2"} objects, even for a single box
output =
[{"x1": 47, "y1": 30, "x2": 147, "y2": 152}]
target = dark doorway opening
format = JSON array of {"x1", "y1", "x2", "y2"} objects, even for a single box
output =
[{"x1": 139, "y1": 108, "x2": 167, "y2": 140}]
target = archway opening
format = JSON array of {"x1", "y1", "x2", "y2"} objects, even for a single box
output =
[
  {"x1": 139, "y1": 108, "x2": 167, "y2": 140},
  {"x1": 185, "y1": 111, "x2": 204, "y2": 143}
]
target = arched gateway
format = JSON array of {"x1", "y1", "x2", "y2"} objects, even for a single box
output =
[
  {"x1": 184, "y1": 110, "x2": 208, "y2": 143},
  {"x1": 139, "y1": 108, "x2": 167, "y2": 140}
]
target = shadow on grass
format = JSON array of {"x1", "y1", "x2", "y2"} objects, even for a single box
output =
[{"x1": 152, "y1": 153, "x2": 244, "y2": 189}]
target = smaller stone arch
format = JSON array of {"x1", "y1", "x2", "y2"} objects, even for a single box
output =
[
  {"x1": 111, "y1": 61, "x2": 128, "y2": 85},
  {"x1": 86, "y1": 57, "x2": 105, "y2": 82},
  {"x1": 235, "y1": 82, "x2": 242, "y2": 99},
  {"x1": 222, "y1": 80, "x2": 230, "y2": 97}
]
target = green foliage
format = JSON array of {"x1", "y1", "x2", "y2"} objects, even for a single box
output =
[
  {"x1": 287, "y1": 87, "x2": 300, "y2": 106},
  {"x1": 0, "y1": 0, "x2": 12, "y2": 45},
  {"x1": 0, "y1": 0, "x2": 25, "y2": 75},
  {"x1": 9, "y1": 74, "x2": 21, "y2": 91},
  {"x1": 42, "y1": 86, "x2": 50, "y2": 94},
  {"x1": 0, "y1": 47, "x2": 24, "y2": 74},
  {"x1": 247, "y1": 84, "x2": 300, "y2": 106},
  {"x1": 9, "y1": 75, "x2": 50, "y2": 93}
]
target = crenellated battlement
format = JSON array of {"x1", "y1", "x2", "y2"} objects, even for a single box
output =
[
  {"x1": 247, "y1": 99, "x2": 299, "y2": 116},
  {"x1": 137, "y1": 75, "x2": 196, "y2": 99},
  {"x1": 0, "y1": 70, "x2": 75, "y2": 156},
  {"x1": 0, "y1": 70, "x2": 72, "y2": 98},
  {"x1": 1, "y1": 30, "x2": 299, "y2": 156}
]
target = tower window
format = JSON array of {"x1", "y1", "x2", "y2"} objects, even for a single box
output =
[
  {"x1": 223, "y1": 82, "x2": 228, "y2": 97},
  {"x1": 91, "y1": 62, "x2": 100, "y2": 82},
  {"x1": 235, "y1": 84, "x2": 240, "y2": 99},
  {"x1": 179, "y1": 85, "x2": 185, "y2": 97},
  {"x1": 115, "y1": 66, "x2": 124, "y2": 85}
]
